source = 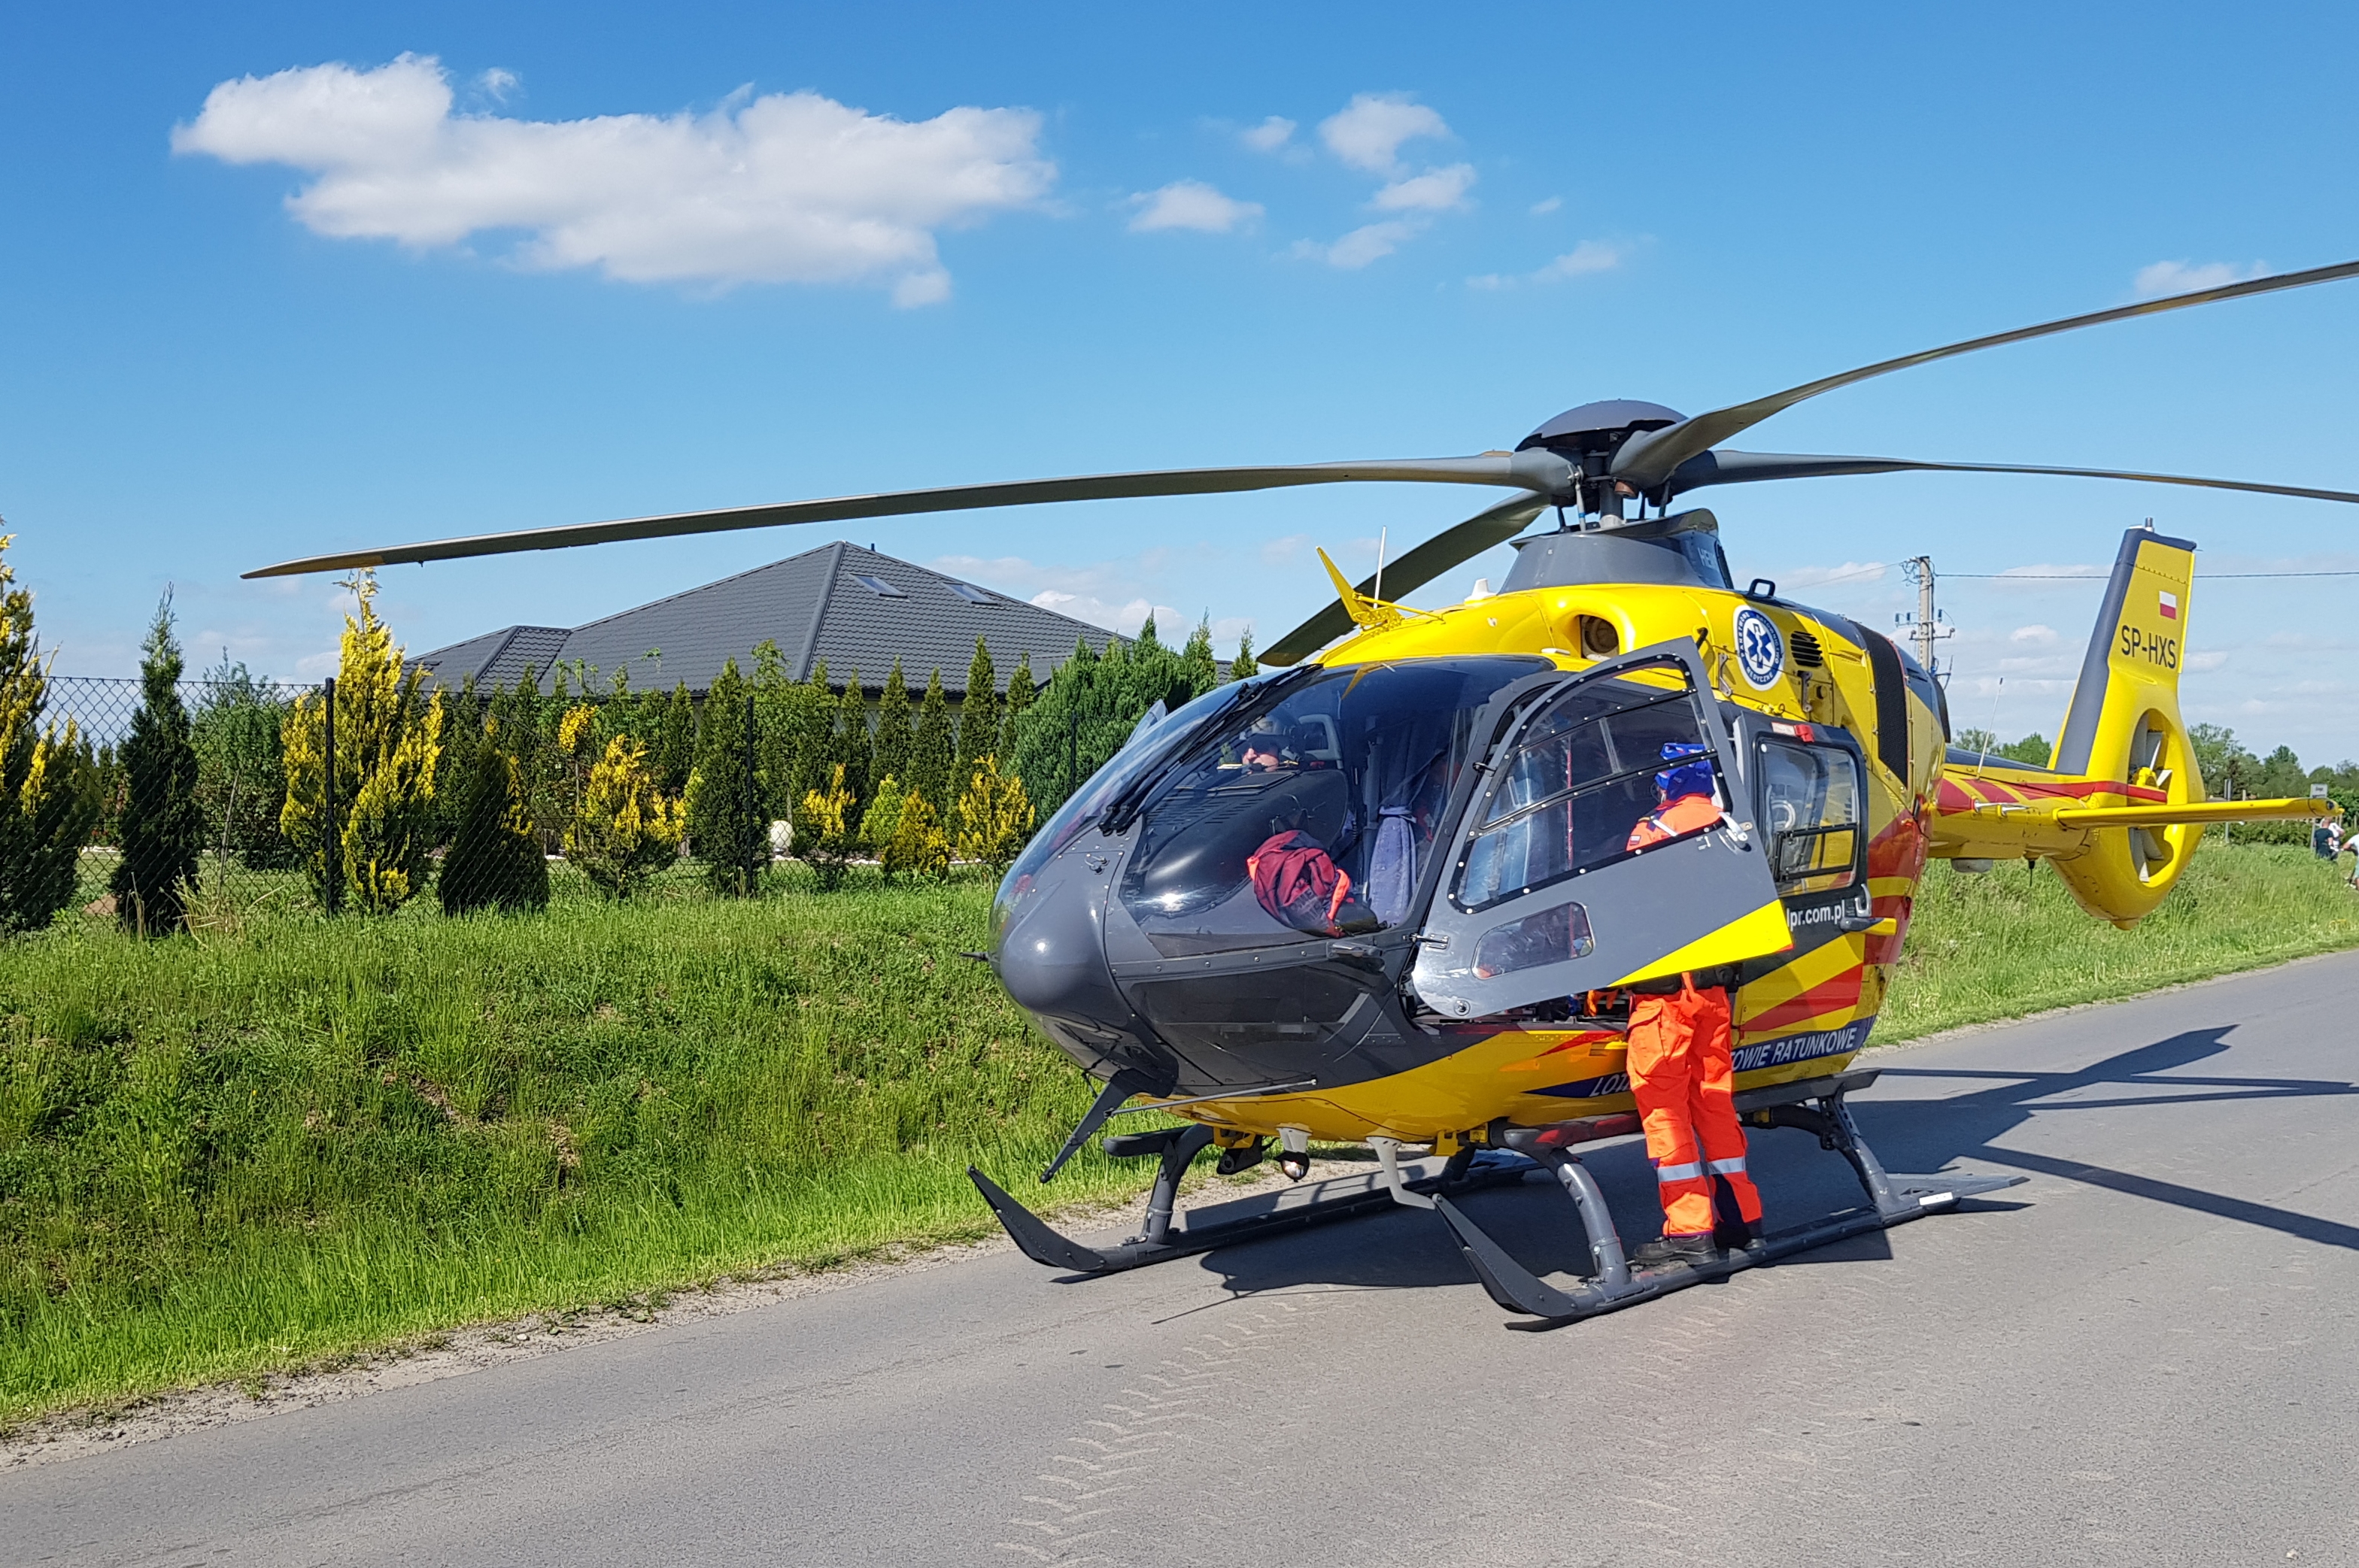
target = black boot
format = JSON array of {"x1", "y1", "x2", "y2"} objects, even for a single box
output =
[
  {"x1": 1630, "y1": 1233, "x2": 1719, "y2": 1268},
  {"x1": 1716, "y1": 1218, "x2": 1765, "y2": 1252}
]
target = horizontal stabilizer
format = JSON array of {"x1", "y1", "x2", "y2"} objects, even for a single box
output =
[{"x1": 2051, "y1": 797, "x2": 2339, "y2": 828}]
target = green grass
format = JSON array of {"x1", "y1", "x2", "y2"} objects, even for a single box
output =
[
  {"x1": 4, "y1": 842, "x2": 2355, "y2": 1424},
  {"x1": 1881, "y1": 842, "x2": 2359, "y2": 1041},
  {"x1": 0, "y1": 866, "x2": 1137, "y2": 1425}
]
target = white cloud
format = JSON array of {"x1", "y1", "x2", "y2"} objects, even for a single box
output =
[
  {"x1": 1128, "y1": 179, "x2": 1261, "y2": 234},
  {"x1": 1529, "y1": 196, "x2": 1562, "y2": 215},
  {"x1": 1318, "y1": 93, "x2": 1447, "y2": 174},
  {"x1": 1241, "y1": 116, "x2": 1295, "y2": 152},
  {"x1": 1260, "y1": 533, "x2": 1313, "y2": 566},
  {"x1": 1028, "y1": 588, "x2": 1184, "y2": 637},
  {"x1": 1296, "y1": 220, "x2": 1424, "y2": 270},
  {"x1": 1468, "y1": 238, "x2": 1629, "y2": 290},
  {"x1": 1534, "y1": 239, "x2": 1626, "y2": 281},
  {"x1": 174, "y1": 53, "x2": 1054, "y2": 302},
  {"x1": 476, "y1": 67, "x2": 518, "y2": 99},
  {"x1": 2010, "y1": 623, "x2": 2060, "y2": 644},
  {"x1": 2133, "y1": 259, "x2": 2267, "y2": 299},
  {"x1": 2185, "y1": 649, "x2": 2230, "y2": 672},
  {"x1": 1373, "y1": 162, "x2": 1475, "y2": 212}
]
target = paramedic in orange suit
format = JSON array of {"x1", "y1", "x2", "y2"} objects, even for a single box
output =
[{"x1": 1621, "y1": 744, "x2": 1763, "y2": 1266}]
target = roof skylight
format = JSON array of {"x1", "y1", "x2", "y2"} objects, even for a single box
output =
[
  {"x1": 852, "y1": 575, "x2": 907, "y2": 598},
  {"x1": 949, "y1": 583, "x2": 994, "y2": 604}
]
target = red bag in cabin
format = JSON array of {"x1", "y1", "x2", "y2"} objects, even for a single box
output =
[{"x1": 1247, "y1": 830, "x2": 1355, "y2": 936}]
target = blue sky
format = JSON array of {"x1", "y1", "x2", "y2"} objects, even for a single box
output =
[{"x1": 6, "y1": 2, "x2": 2359, "y2": 761}]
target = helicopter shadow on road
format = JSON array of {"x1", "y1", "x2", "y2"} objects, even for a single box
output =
[
  {"x1": 1861, "y1": 1025, "x2": 2359, "y2": 1254},
  {"x1": 1190, "y1": 1117, "x2": 1901, "y2": 1302},
  {"x1": 1183, "y1": 1021, "x2": 2359, "y2": 1303}
]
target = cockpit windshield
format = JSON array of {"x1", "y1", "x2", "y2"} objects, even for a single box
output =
[{"x1": 1114, "y1": 657, "x2": 1550, "y2": 957}]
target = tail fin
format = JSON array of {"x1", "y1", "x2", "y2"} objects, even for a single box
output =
[{"x1": 2048, "y1": 526, "x2": 2202, "y2": 924}]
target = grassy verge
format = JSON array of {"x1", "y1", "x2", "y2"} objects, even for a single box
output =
[
  {"x1": 4, "y1": 843, "x2": 2355, "y2": 1424},
  {"x1": 1881, "y1": 842, "x2": 2359, "y2": 1042}
]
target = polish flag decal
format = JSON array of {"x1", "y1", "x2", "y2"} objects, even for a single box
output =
[{"x1": 2158, "y1": 590, "x2": 2179, "y2": 620}]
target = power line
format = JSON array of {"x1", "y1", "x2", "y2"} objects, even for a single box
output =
[{"x1": 1942, "y1": 570, "x2": 2359, "y2": 580}]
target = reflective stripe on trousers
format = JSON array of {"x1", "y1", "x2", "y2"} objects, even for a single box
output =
[{"x1": 1626, "y1": 976, "x2": 1762, "y2": 1238}]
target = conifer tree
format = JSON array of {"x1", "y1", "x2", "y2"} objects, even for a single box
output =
[
  {"x1": 567, "y1": 735, "x2": 685, "y2": 898},
  {"x1": 280, "y1": 572, "x2": 443, "y2": 913},
  {"x1": 111, "y1": 591, "x2": 205, "y2": 933},
  {"x1": 1001, "y1": 651, "x2": 1035, "y2": 754},
  {"x1": 871, "y1": 660, "x2": 912, "y2": 792},
  {"x1": 954, "y1": 754, "x2": 1035, "y2": 874},
  {"x1": 439, "y1": 709, "x2": 549, "y2": 914},
  {"x1": 1231, "y1": 630, "x2": 1258, "y2": 681},
  {"x1": 0, "y1": 535, "x2": 102, "y2": 935},
  {"x1": 1008, "y1": 636, "x2": 1096, "y2": 821},
  {"x1": 827, "y1": 669, "x2": 871, "y2": 819},
  {"x1": 882, "y1": 789, "x2": 950, "y2": 881},
  {"x1": 685, "y1": 657, "x2": 765, "y2": 895},
  {"x1": 654, "y1": 682, "x2": 695, "y2": 795},
  {"x1": 858, "y1": 774, "x2": 906, "y2": 858},
  {"x1": 909, "y1": 667, "x2": 954, "y2": 817},
  {"x1": 791, "y1": 762, "x2": 857, "y2": 890},
  {"x1": 1179, "y1": 617, "x2": 1220, "y2": 699},
  {"x1": 955, "y1": 638, "x2": 999, "y2": 798}
]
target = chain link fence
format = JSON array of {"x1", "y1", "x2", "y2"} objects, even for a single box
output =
[{"x1": 41, "y1": 675, "x2": 755, "y2": 930}]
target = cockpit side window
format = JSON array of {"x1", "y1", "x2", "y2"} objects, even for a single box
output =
[
  {"x1": 1453, "y1": 669, "x2": 1727, "y2": 914},
  {"x1": 1757, "y1": 738, "x2": 1863, "y2": 895},
  {"x1": 1113, "y1": 657, "x2": 1548, "y2": 957}
]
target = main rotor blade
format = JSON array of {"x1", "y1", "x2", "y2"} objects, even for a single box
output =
[
  {"x1": 241, "y1": 451, "x2": 1575, "y2": 578},
  {"x1": 1663, "y1": 448, "x2": 2359, "y2": 506},
  {"x1": 1261, "y1": 493, "x2": 1550, "y2": 666},
  {"x1": 1612, "y1": 257, "x2": 2359, "y2": 490}
]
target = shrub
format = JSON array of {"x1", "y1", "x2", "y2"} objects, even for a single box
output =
[
  {"x1": 439, "y1": 713, "x2": 550, "y2": 914},
  {"x1": 953, "y1": 755, "x2": 1034, "y2": 874},
  {"x1": 882, "y1": 789, "x2": 951, "y2": 882},
  {"x1": 190, "y1": 658, "x2": 293, "y2": 870},
  {"x1": 858, "y1": 774, "x2": 906, "y2": 856},
  {"x1": 792, "y1": 762, "x2": 858, "y2": 890},
  {"x1": 566, "y1": 735, "x2": 685, "y2": 899},
  {"x1": 0, "y1": 535, "x2": 101, "y2": 934}
]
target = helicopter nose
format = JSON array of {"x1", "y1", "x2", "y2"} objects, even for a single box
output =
[{"x1": 994, "y1": 850, "x2": 1143, "y2": 1043}]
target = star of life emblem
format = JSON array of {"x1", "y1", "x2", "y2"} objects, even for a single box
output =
[{"x1": 1733, "y1": 605, "x2": 1785, "y2": 690}]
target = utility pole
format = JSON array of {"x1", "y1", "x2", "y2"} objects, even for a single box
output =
[{"x1": 1896, "y1": 556, "x2": 1952, "y2": 675}]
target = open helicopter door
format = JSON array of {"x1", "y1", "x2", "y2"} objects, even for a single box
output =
[{"x1": 1410, "y1": 641, "x2": 1792, "y2": 1019}]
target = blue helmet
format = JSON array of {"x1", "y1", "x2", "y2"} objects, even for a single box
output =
[{"x1": 1655, "y1": 742, "x2": 1714, "y2": 801}]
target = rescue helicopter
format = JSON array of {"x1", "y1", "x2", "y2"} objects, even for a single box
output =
[{"x1": 250, "y1": 259, "x2": 2355, "y2": 1323}]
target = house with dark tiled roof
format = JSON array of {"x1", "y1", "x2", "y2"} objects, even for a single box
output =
[{"x1": 412, "y1": 541, "x2": 1117, "y2": 699}]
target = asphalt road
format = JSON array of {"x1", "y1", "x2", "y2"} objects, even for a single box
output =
[{"x1": 11, "y1": 953, "x2": 2359, "y2": 1567}]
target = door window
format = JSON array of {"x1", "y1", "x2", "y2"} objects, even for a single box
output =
[
  {"x1": 1456, "y1": 672, "x2": 1726, "y2": 913},
  {"x1": 1758, "y1": 739, "x2": 1862, "y2": 894}
]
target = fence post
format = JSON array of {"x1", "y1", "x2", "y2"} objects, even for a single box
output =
[
  {"x1": 322, "y1": 675, "x2": 341, "y2": 914},
  {"x1": 743, "y1": 690, "x2": 759, "y2": 897}
]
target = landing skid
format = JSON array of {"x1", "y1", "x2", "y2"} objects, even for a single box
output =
[{"x1": 970, "y1": 1070, "x2": 2026, "y2": 1318}]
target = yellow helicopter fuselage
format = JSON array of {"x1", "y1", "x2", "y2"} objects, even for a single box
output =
[{"x1": 1141, "y1": 524, "x2": 2322, "y2": 1150}]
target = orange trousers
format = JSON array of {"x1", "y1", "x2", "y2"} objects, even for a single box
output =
[{"x1": 1626, "y1": 978, "x2": 1762, "y2": 1239}]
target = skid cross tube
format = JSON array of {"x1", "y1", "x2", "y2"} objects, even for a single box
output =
[
  {"x1": 969, "y1": 1070, "x2": 2024, "y2": 1315},
  {"x1": 967, "y1": 1136, "x2": 1529, "y2": 1275},
  {"x1": 1434, "y1": 1074, "x2": 2026, "y2": 1323}
]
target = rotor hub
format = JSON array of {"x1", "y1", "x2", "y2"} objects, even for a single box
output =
[{"x1": 1517, "y1": 400, "x2": 1686, "y2": 518}]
